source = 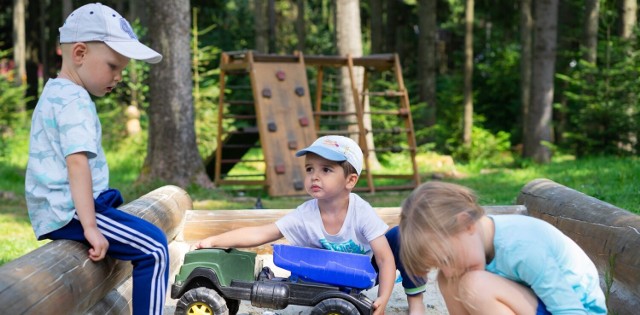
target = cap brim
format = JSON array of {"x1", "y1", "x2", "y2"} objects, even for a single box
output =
[
  {"x1": 106, "y1": 41, "x2": 162, "y2": 64},
  {"x1": 296, "y1": 146, "x2": 347, "y2": 162}
]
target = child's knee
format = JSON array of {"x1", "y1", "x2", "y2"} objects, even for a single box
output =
[
  {"x1": 145, "y1": 222, "x2": 169, "y2": 247},
  {"x1": 457, "y1": 270, "x2": 493, "y2": 301}
]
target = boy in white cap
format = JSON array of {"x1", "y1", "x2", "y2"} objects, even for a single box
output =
[
  {"x1": 25, "y1": 3, "x2": 167, "y2": 315},
  {"x1": 195, "y1": 135, "x2": 396, "y2": 314}
]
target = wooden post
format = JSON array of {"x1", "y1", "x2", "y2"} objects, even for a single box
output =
[
  {"x1": 0, "y1": 185, "x2": 191, "y2": 315},
  {"x1": 517, "y1": 178, "x2": 640, "y2": 314}
]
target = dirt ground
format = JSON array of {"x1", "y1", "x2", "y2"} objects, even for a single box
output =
[{"x1": 164, "y1": 254, "x2": 448, "y2": 315}]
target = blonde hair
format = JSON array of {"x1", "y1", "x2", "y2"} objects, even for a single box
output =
[{"x1": 399, "y1": 181, "x2": 485, "y2": 279}]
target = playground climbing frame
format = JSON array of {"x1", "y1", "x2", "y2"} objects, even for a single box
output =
[{"x1": 208, "y1": 51, "x2": 420, "y2": 196}]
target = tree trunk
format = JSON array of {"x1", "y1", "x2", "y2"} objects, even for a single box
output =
[
  {"x1": 385, "y1": 0, "x2": 399, "y2": 54},
  {"x1": 620, "y1": 0, "x2": 637, "y2": 40},
  {"x1": 12, "y1": 0, "x2": 26, "y2": 87},
  {"x1": 369, "y1": 0, "x2": 383, "y2": 54},
  {"x1": 123, "y1": 0, "x2": 142, "y2": 136},
  {"x1": 254, "y1": 0, "x2": 269, "y2": 53},
  {"x1": 37, "y1": 0, "x2": 49, "y2": 86},
  {"x1": 336, "y1": 1, "x2": 360, "y2": 125},
  {"x1": 296, "y1": 0, "x2": 305, "y2": 52},
  {"x1": 418, "y1": 0, "x2": 437, "y2": 128},
  {"x1": 268, "y1": 0, "x2": 276, "y2": 53},
  {"x1": 130, "y1": 0, "x2": 147, "y2": 28},
  {"x1": 23, "y1": 0, "x2": 40, "y2": 110},
  {"x1": 336, "y1": 0, "x2": 380, "y2": 168},
  {"x1": 584, "y1": 0, "x2": 599, "y2": 63},
  {"x1": 142, "y1": 0, "x2": 212, "y2": 188},
  {"x1": 620, "y1": 0, "x2": 637, "y2": 152},
  {"x1": 580, "y1": 0, "x2": 598, "y2": 143},
  {"x1": 521, "y1": 0, "x2": 532, "y2": 150},
  {"x1": 463, "y1": 0, "x2": 474, "y2": 147},
  {"x1": 524, "y1": 0, "x2": 558, "y2": 163},
  {"x1": 62, "y1": 0, "x2": 72, "y2": 16}
]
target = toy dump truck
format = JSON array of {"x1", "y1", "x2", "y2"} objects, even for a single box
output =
[{"x1": 171, "y1": 244, "x2": 376, "y2": 315}]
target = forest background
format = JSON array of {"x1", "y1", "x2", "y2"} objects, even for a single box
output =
[{"x1": 0, "y1": 0, "x2": 639, "y2": 262}]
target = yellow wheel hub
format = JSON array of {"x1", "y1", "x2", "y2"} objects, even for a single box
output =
[{"x1": 187, "y1": 302, "x2": 213, "y2": 315}]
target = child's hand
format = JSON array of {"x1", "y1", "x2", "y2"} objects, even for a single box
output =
[
  {"x1": 372, "y1": 297, "x2": 388, "y2": 315},
  {"x1": 194, "y1": 237, "x2": 214, "y2": 249},
  {"x1": 84, "y1": 227, "x2": 109, "y2": 261}
]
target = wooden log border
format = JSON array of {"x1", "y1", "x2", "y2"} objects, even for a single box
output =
[
  {"x1": 517, "y1": 178, "x2": 640, "y2": 315},
  {"x1": 0, "y1": 185, "x2": 191, "y2": 315},
  {"x1": 8, "y1": 178, "x2": 637, "y2": 313},
  {"x1": 179, "y1": 205, "x2": 528, "y2": 254}
]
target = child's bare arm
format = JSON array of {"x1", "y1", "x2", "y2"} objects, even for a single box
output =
[
  {"x1": 195, "y1": 223, "x2": 283, "y2": 249},
  {"x1": 67, "y1": 152, "x2": 109, "y2": 261},
  {"x1": 370, "y1": 235, "x2": 396, "y2": 315}
]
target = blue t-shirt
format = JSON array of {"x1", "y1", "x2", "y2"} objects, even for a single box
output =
[
  {"x1": 487, "y1": 215, "x2": 607, "y2": 314},
  {"x1": 25, "y1": 78, "x2": 109, "y2": 239}
]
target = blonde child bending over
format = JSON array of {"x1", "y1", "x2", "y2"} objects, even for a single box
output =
[
  {"x1": 195, "y1": 135, "x2": 395, "y2": 314},
  {"x1": 398, "y1": 181, "x2": 606, "y2": 315}
]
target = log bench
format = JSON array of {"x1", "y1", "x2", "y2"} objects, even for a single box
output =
[
  {"x1": 517, "y1": 178, "x2": 640, "y2": 315},
  {"x1": 0, "y1": 185, "x2": 191, "y2": 315},
  {"x1": 179, "y1": 205, "x2": 528, "y2": 254}
]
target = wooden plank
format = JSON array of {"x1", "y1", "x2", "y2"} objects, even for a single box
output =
[
  {"x1": 0, "y1": 185, "x2": 191, "y2": 315},
  {"x1": 221, "y1": 52, "x2": 397, "y2": 72},
  {"x1": 181, "y1": 205, "x2": 527, "y2": 254},
  {"x1": 517, "y1": 178, "x2": 640, "y2": 315}
]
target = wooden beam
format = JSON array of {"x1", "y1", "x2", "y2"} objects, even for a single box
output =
[
  {"x1": 517, "y1": 178, "x2": 640, "y2": 314},
  {"x1": 221, "y1": 51, "x2": 397, "y2": 70},
  {"x1": 180, "y1": 205, "x2": 527, "y2": 254},
  {"x1": 0, "y1": 185, "x2": 191, "y2": 315}
]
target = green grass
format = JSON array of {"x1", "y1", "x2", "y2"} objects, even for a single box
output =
[
  {"x1": 454, "y1": 155, "x2": 640, "y2": 211},
  {"x1": 0, "y1": 200, "x2": 48, "y2": 265},
  {"x1": 1, "y1": 129, "x2": 639, "y2": 265}
]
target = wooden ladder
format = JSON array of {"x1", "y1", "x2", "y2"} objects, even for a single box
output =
[{"x1": 309, "y1": 53, "x2": 421, "y2": 193}]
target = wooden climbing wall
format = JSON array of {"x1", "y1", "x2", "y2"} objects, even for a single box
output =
[{"x1": 250, "y1": 58, "x2": 317, "y2": 196}]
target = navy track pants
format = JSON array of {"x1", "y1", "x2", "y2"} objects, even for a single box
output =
[{"x1": 43, "y1": 189, "x2": 169, "y2": 315}]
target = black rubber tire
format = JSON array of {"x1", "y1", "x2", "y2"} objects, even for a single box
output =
[
  {"x1": 310, "y1": 298, "x2": 360, "y2": 315},
  {"x1": 225, "y1": 298, "x2": 240, "y2": 315},
  {"x1": 174, "y1": 287, "x2": 229, "y2": 315}
]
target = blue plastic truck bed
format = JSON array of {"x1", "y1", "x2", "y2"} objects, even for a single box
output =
[{"x1": 272, "y1": 244, "x2": 377, "y2": 290}]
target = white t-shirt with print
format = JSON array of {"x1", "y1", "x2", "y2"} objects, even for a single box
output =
[
  {"x1": 275, "y1": 193, "x2": 388, "y2": 258},
  {"x1": 25, "y1": 78, "x2": 109, "y2": 239}
]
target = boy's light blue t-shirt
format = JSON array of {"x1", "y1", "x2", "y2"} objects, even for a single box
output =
[
  {"x1": 487, "y1": 214, "x2": 607, "y2": 315},
  {"x1": 25, "y1": 78, "x2": 109, "y2": 239}
]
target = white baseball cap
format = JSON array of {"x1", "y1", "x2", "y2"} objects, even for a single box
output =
[
  {"x1": 296, "y1": 135, "x2": 364, "y2": 175},
  {"x1": 59, "y1": 3, "x2": 162, "y2": 64}
]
